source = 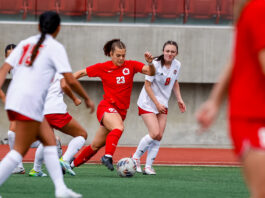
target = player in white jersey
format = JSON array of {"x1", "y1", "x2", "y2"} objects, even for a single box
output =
[
  {"x1": 133, "y1": 41, "x2": 186, "y2": 175},
  {"x1": 0, "y1": 11, "x2": 94, "y2": 198},
  {"x1": 29, "y1": 72, "x2": 88, "y2": 176},
  {"x1": 0, "y1": 44, "x2": 46, "y2": 175}
]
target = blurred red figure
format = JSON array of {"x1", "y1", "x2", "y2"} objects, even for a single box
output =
[{"x1": 196, "y1": 0, "x2": 265, "y2": 197}]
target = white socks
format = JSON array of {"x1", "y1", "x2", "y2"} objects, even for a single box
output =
[
  {"x1": 0, "y1": 150, "x2": 22, "y2": 186},
  {"x1": 146, "y1": 140, "x2": 160, "y2": 168},
  {"x1": 33, "y1": 143, "x2": 44, "y2": 172},
  {"x1": 62, "y1": 136, "x2": 85, "y2": 162},
  {"x1": 43, "y1": 146, "x2": 66, "y2": 191},
  {"x1": 7, "y1": 130, "x2": 24, "y2": 169},
  {"x1": 133, "y1": 134, "x2": 154, "y2": 159}
]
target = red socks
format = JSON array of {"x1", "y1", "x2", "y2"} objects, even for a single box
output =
[
  {"x1": 105, "y1": 129, "x2": 123, "y2": 156},
  {"x1": 73, "y1": 145, "x2": 97, "y2": 167}
]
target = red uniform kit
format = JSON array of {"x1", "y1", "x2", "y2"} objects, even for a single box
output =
[
  {"x1": 86, "y1": 60, "x2": 144, "y2": 123},
  {"x1": 228, "y1": 0, "x2": 265, "y2": 156}
]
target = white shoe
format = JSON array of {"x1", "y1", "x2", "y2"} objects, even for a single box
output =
[
  {"x1": 12, "y1": 166, "x2": 25, "y2": 174},
  {"x1": 56, "y1": 188, "x2": 82, "y2": 198},
  {"x1": 143, "y1": 167, "x2": 156, "y2": 175},
  {"x1": 133, "y1": 158, "x2": 142, "y2": 173}
]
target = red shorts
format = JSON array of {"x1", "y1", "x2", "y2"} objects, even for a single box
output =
[
  {"x1": 97, "y1": 100, "x2": 127, "y2": 125},
  {"x1": 45, "y1": 113, "x2": 72, "y2": 129},
  {"x1": 229, "y1": 118, "x2": 265, "y2": 157},
  {"x1": 7, "y1": 110, "x2": 34, "y2": 121},
  {"x1": 138, "y1": 106, "x2": 168, "y2": 115}
]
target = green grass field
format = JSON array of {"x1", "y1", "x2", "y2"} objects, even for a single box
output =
[{"x1": 0, "y1": 164, "x2": 249, "y2": 198}]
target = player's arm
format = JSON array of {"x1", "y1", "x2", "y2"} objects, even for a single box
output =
[
  {"x1": 144, "y1": 80, "x2": 166, "y2": 114},
  {"x1": 141, "y1": 52, "x2": 155, "y2": 76},
  {"x1": 60, "y1": 78, "x2": 81, "y2": 106},
  {"x1": 0, "y1": 89, "x2": 6, "y2": 103},
  {"x1": 173, "y1": 80, "x2": 186, "y2": 113},
  {"x1": 73, "y1": 69, "x2": 87, "y2": 80},
  {"x1": 196, "y1": 61, "x2": 233, "y2": 131},
  {"x1": 0, "y1": 63, "x2": 12, "y2": 95},
  {"x1": 62, "y1": 72, "x2": 94, "y2": 113},
  {"x1": 258, "y1": 49, "x2": 265, "y2": 75}
]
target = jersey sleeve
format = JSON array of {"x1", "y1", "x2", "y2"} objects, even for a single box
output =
[
  {"x1": 248, "y1": 3, "x2": 265, "y2": 53},
  {"x1": 86, "y1": 63, "x2": 103, "y2": 77},
  {"x1": 175, "y1": 61, "x2": 181, "y2": 81},
  {"x1": 51, "y1": 44, "x2": 72, "y2": 74},
  {"x1": 5, "y1": 41, "x2": 24, "y2": 68},
  {"x1": 131, "y1": 60, "x2": 145, "y2": 74}
]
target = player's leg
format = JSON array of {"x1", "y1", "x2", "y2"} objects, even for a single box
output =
[
  {"x1": 101, "y1": 112, "x2": 124, "y2": 171},
  {"x1": 39, "y1": 118, "x2": 81, "y2": 197},
  {"x1": 58, "y1": 117, "x2": 87, "y2": 175},
  {"x1": 133, "y1": 113, "x2": 159, "y2": 172},
  {"x1": 0, "y1": 120, "x2": 39, "y2": 185},
  {"x1": 242, "y1": 150, "x2": 265, "y2": 198},
  {"x1": 145, "y1": 113, "x2": 167, "y2": 175},
  {"x1": 72, "y1": 125, "x2": 108, "y2": 168},
  {"x1": 7, "y1": 121, "x2": 25, "y2": 174},
  {"x1": 60, "y1": 117, "x2": 87, "y2": 162},
  {"x1": 29, "y1": 143, "x2": 47, "y2": 177}
]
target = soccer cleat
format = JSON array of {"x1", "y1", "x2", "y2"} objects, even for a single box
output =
[
  {"x1": 59, "y1": 158, "x2": 76, "y2": 176},
  {"x1": 143, "y1": 167, "x2": 156, "y2": 175},
  {"x1": 55, "y1": 188, "x2": 82, "y2": 198},
  {"x1": 133, "y1": 158, "x2": 142, "y2": 173},
  {"x1": 12, "y1": 166, "x2": 25, "y2": 174},
  {"x1": 101, "y1": 155, "x2": 114, "y2": 171},
  {"x1": 29, "y1": 169, "x2": 47, "y2": 177}
]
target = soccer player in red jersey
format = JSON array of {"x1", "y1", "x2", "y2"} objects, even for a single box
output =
[
  {"x1": 71, "y1": 39, "x2": 155, "y2": 171},
  {"x1": 196, "y1": 0, "x2": 265, "y2": 197}
]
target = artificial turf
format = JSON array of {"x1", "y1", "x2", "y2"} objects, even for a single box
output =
[{"x1": 0, "y1": 163, "x2": 249, "y2": 198}]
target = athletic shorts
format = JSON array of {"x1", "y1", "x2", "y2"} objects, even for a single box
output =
[
  {"x1": 138, "y1": 106, "x2": 168, "y2": 115},
  {"x1": 97, "y1": 100, "x2": 127, "y2": 125},
  {"x1": 7, "y1": 110, "x2": 34, "y2": 121},
  {"x1": 45, "y1": 113, "x2": 72, "y2": 129},
  {"x1": 229, "y1": 118, "x2": 265, "y2": 157}
]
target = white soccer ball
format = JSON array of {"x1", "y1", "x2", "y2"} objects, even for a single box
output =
[{"x1": 116, "y1": 157, "x2": 136, "y2": 177}]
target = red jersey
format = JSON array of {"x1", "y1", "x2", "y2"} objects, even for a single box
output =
[
  {"x1": 229, "y1": 0, "x2": 265, "y2": 119},
  {"x1": 86, "y1": 60, "x2": 144, "y2": 110}
]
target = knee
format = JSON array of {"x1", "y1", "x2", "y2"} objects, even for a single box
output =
[
  {"x1": 81, "y1": 130, "x2": 88, "y2": 140},
  {"x1": 114, "y1": 125, "x2": 124, "y2": 132},
  {"x1": 149, "y1": 131, "x2": 161, "y2": 141},
  {"x1": 91, "y1": 143, "x2": 101, "y2": 152}
]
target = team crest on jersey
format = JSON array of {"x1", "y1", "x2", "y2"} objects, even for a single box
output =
[
  {"x1": 122, "y1": 68, "x2": 130, "y2": 75},
  {"x1": 174, "y1": 70, "x2": 177, "y2": 75},
  {"x1": 108, "y1": 108, "x2": 117, "y2": 113}
]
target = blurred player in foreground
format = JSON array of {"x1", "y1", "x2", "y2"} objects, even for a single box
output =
[
  {"x1": 0, "y1": 11, "x2": 93, "y2": 198},
  {"x1": 196, "y1": 0, "x2": 265, "y2": 197}
]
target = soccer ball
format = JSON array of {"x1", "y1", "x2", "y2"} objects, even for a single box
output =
[{"x1": 116, "y1": 157, "x2": 136, "y2": 177}]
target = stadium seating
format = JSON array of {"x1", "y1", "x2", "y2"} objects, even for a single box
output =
[
  {"x1": 219, "y1": 0, "x2": 234, "y2": 20},
  {"x1": 0, "y1": 0, "x2": 27, "y2": 18},
  {"x1": 122, "y1": 0, "x2": 155, "y2": 22},
  {"x1": 59, "y1": 0, "x2": 89, "y2": 18},
  {"x1": 25, "y1": 0, "x2": 59, "y2": 16},
  {"x1": 153, "y1": 0, "x2": 185, "y2": 22},
  {"x1": 185, "y1": 0, "x2": 220, "y2": 23},
  {"x1": 89, "y1": 0, "x2": 123, "y2": 21}
]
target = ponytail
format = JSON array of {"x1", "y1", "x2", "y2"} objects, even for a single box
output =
[
  {"x1": 29, "y1": 33, "x2": 46, "y2": 66},
  {"x1": 103, "y1": 39, "x2": 126, "y2": 57},
  {"x1": 29, "y1": 11, "x2": 60, "y2": 66}
]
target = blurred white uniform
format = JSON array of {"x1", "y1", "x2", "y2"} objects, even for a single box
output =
[
  {"x1": 137, "y1": 59, "x2": 181, "y2": 114},
  {"x1": 5, "y1": 34, "x2": 72, "y2": 121},
  {"x1": 44, "y1": 73, "x2": 67, "y2": 115}
]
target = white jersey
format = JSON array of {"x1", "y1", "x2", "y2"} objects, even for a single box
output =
[
  {"x1": 44, "y1": 73, "x2": 67, "y2": 115},
  {"x1": 137, "y1": 59, "x2": 181, "y2": 114},
  {"x1": 5, "y1": 34, "x2": 72, "y2": 122}
]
